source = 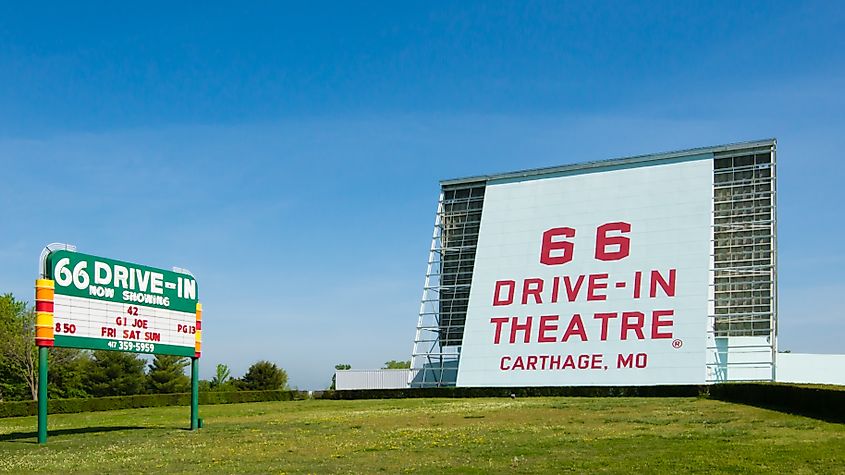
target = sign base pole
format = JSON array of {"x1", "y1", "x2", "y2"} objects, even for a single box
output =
[
  {"x1": 190, "y1": 357, "x2": 199, "y2": 430},
  {"x1": 37, "y1": 346, "x2": 48, "y2": 445}
]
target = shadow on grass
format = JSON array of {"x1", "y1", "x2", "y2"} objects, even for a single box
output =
[
  {"x1": 0, "y1": 426, "x2": 146, "y2": 443},
  {"x1": 720, "y1": 401, "x2": 845, "y2": 424},
  {"x1": 709, "y1": 384, "x2": 845, "y2": 425}
]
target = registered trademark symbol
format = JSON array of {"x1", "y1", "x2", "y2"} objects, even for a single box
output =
[{"x1": 672, "y1": 339, "x2": 683, "y2": 349}]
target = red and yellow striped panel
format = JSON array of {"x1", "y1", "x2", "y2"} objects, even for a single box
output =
[
  {"x1": 194, "y1": 302, "x2": 202, "y2": 358},
  {"x1": 35, "y1": 279, "x2": 55, "y2": 347}
]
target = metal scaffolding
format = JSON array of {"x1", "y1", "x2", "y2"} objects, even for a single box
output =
[
  {"x1": 707, "y1": 141, "x2": 778, "y2": 382},
  {"x1": 410, "y1": 182, "x2": 485, "y2": 387}
]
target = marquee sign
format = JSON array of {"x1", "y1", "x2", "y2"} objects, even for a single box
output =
[
  {"x1": 35, "y1": 250, "x2": 202, "y2": 357},
  {"x1": 456, "y1": 158, "x2": 713, "y2": 386}
]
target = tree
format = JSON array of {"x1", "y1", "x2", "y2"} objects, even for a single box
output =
[
  {"x1": 84, "y1": 350, "x2": 147, "y2": 396},
  {"x1": 146, "y1": 355, "x2": 190, "y2": 394},
  {"x1": 330, "y1": 363, "x2": 351, "y2": 390},
  {"x1": 0, "y1": 293, "x2": 102, "y2": 402},
  {"x1": 48, "y1": 348, "x2": 90, "y2": 399},
  {"x1": 382, "y1": 360, "x2": 411, "y2": 369},
  {"x1": 236, "y1": 360, "x2": 287, "y2": 391},
  {"x1": 0, "y1": 361, "x2": 27, "y2": 402},
  {"x1": 0, "y1": 294, "x2": 38, "y2": 400},
  {"x1": 0, "y1": 293, "x2": 92, "y2": 401},
  {"x1": 209, "y1": 363, "x2": 232, "y2": 390}
]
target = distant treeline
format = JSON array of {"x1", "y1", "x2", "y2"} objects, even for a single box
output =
[{"x1": 0, "y1": 293, "x2": 288, "y2": 402}]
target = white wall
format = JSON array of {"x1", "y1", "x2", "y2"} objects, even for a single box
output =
[
  {"x1": 335, "y1": 369, "x2": 413, "y2": 390},
  {"x1": 707, "y1": 335, "x2": 775, "y2": 383},
  {"x1": 776, "y1": 353, "x2": 845, "y2": 386}
]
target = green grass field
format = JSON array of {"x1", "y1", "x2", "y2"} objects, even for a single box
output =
[{"x1": 1, "y1": 397, "x2": 843, "y2": 473}]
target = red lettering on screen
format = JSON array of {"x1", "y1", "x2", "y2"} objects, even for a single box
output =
[
  {"x1": 500, "y1": 356, "x2": 511, "y2": 370},
  {"x1": 540, "y1": 227, "x2": 575, "y2": 265},
  {"x1": 595, "y1": 222, "x2": 631, "y2": 261},
  {"x1": 495, "y1": 352, "x2": 652, "y2": 371},
  {"x1": 485, "y1": 224, "x2": 686, "y2": 361},
  {"x1": 562, "y1": 313, "x2": 587, "y2": 342},
  {"x1": 522, "y1": 278, "x2": 543, "y2": 304},
  {"x1": 490, "y1": 317, "x2": 509, "y2": 344},
  {"x1": 650, "y1": 269, "x2": 676, "y2": 298},
  {"x1": 493, "y1": 280, "x2": 515, "y2": 306},
  {"x1": 587, "y1": 273, "x2": 608, "y2": 301},
  {"x1": 540, "y1": 222, "x2": 632, "y2": 266},
  {"x1": 633, "y1": 271, "x2": 642, "y2": 298},
  {"x1": 594, "y1": 312, "x2": 617, "y2": 341},
  {"x1": 620, "y1": 311, "x2": 645, "y2": 340},
  {"x1": 538, "y1": 315, "x2": 559, "y2": 343},
  {"x1": 489, "y1": 310, "x2": 679, "y2": 344},
  {"x1": 651, "y1": 310, "x2": 674, "y2": 339},
  {"x1": 509, "y1": 316, "x2": 533, "y2": 344},
  {"x1": 499, "y1": 354, "x2": 609, "y2": 371},
  {"x1": 551, "y1": 276, "x2": 560, "y2": 303},
  {"x1": 563, "y1": 275, "x2": 584, "y2": 302}
]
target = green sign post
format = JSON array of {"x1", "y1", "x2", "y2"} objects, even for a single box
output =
[{"x1": 35, "y1": 245, "x2": 203, "y2": 444}]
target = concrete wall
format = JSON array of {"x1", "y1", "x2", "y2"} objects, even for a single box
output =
[{"x1": 776, "y1": 353, "x2": 845, "y2": 386}]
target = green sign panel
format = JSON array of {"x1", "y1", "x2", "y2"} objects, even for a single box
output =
[
  {"x1": 48, "y1": 250, "x2": 198, "y2": 312},
  {"x1": 36, "y1": 247, "x2": 204, "y2": 445},
  {"x1": 47, "y1": 250, "x2": 199, "y2": 357}
]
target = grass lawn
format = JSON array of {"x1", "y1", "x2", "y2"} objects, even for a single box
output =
[{"x1": 1, "y1": 397, "x2": 843, "y2": 473}]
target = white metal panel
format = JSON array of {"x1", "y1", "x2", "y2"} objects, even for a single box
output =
[
  {"x1": 707, "y1": 336, "x2": 774, "y2": 382},
  {"x1": 776, "y1": 353, "x2": 845, "y2": 386},
  {"x1": 335, "y1": 370, "x2": 414, "y2": 390}
]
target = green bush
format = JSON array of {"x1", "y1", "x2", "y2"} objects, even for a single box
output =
[
  {"x1": 200, "y1": 389, "x2": 301, "y2": 405},
  {"x1": 0, "y1": 390, "x2": 307, "y2": 418},
  {"x1": 321, "y1": 385, "x2": 705, "y2": 400},
  {"x1": 0, "y1": 400, "x2": 35, "y2": 418}
]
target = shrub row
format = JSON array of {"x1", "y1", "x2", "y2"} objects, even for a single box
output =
[
  {"x1": 708, "y1": 383, "x2": 845, "y2": 423},
  {"x1": 4, "y1": 384, "x2": 842, "y2": 423},
  {"x1": 321, "y1": 385, "x2": 706, "y2": 400},
  {"x1": 0, "y1": 401, "x2": 35, "y2": 419},
  {"x1": 0, "y1": 390, "x2": 307, "y2": 418}
]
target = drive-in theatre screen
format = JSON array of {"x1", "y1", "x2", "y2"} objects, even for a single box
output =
[
  {"x1": 457, "y1": 158, "x2": 711, "y2": 386},
  {"x1": 411, "y1": 140, "x2": 778, "y2": 388}
]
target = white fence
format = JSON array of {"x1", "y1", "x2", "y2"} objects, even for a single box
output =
[
  {"x1": 335, "y1": 369, "x2": 415, "y2": 390},
  {"x1": 776, "y1": 353, "x2": 845, "y2": 386}
]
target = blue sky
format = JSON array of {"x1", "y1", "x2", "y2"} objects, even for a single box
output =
[{"x1": 1, "y1": 2, "x2": 843, "y2": 389}]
